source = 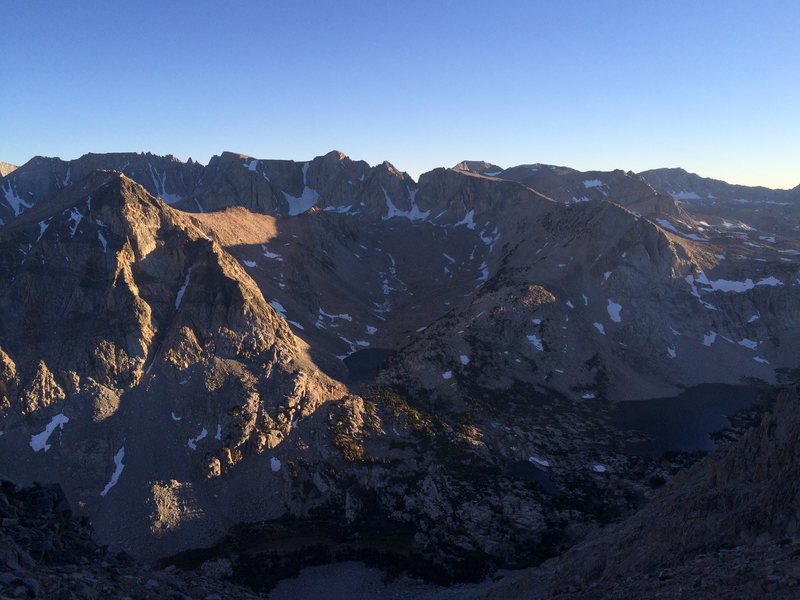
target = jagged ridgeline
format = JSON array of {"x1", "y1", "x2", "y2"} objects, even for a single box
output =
[{"x1": 0, "y1": 151, "x2": 799, "y2": 585}]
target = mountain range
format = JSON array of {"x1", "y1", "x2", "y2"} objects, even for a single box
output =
[{"x1": 1, "y1": 150, "x2": 799, "y2": 596}]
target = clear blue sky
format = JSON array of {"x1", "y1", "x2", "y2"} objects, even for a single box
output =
[{"x1": 2, "y1": 0, "x2": 798, "y2": 187}]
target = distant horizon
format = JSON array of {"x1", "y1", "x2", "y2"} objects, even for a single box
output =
[
  {"x1": 3, "y1": 148, "x2": 797, "y2": 191},
  {"x1": 3, "y1": 1, "x2": 798, "y2": 190}
]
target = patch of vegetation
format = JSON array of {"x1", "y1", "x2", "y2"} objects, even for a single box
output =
[{"x1": 366, "y1": 386, "x2": 435, "y2": 436}]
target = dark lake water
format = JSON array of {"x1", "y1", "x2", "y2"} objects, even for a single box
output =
[
  {"x1": 343, "y1": 348, "x2": 394, "y2": 384},
  {"x1": 507, "y1": 461, "x2": 558, "y2": 494},
  {"x1": 610, "y1": 383, "x2": 762, "y2": 457}
]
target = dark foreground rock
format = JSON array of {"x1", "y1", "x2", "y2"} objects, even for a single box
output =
[
  {"x1": 476, "y1": 384, "x2": 800, "y2": 598},
  {"x1": 0, "y1": 478, "x2": 261, "y2": 599}
]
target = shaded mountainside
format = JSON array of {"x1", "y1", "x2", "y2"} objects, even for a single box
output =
[
  {"x1": 640, "y1": 167, "x2": 799, "y2": 202},
  {"x1": 479, "y1": 384, "x2": 800, "y2": 598},
  {"x1": 0, "y1": 152, "x2": 202, "y2": 225},
  {"x1": 640, "y1": 167, "x2": 800, "y2": 243},
  {"x1": 0, "y1": 151, "x2": 799, "y2": 592}
]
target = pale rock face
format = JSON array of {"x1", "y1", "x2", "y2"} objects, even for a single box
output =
[
  {"x1": 0, "y1": 161, "x2": 16, "y2": 177},
  {"x1": 19, "y1": 361, "x2": 66, "y2": 415}
]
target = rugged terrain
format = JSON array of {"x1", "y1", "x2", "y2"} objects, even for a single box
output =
[{"x1": 1, "y1": 150, "x2": 799, "y2": 595}]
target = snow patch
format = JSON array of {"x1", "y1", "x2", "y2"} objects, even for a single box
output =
[
  {"x1": 703, "y1": 331, "x2": 717, "y2": 347},
  {"x1": 270, "y1": 457, "x2": 282, "y2": 472},
  {"x1": 187, "y1": 428, "x2": 208, "y2": 450},
  {"x1": 607, "y1": 299, "x2": 622, "y2": 323},
  {"x1": 36, "y1": 220, "x2": 50, "y2": 242},
  {"x1": 753, "y1": 356, "x2": 770, "y2": 364},
  {"x1": 477, "y1": 261, "x2": 489, "y2": 284},
  {"x1": 323, "y1": 204, "x2": 353, "y2": 213},
  {"x1": 149, "y1": 164, "x2": 182, "y2": 204},
  {"x1": 442, "y1": 371, "x2": 453, "y2": 380},
  {"x1": 459, "y1": 355, "x2": 470, "y2": 365},
  {"x1": 261, "y1": 245, "x2": 283, "y2": 261},
  {"x1": 529, "y1": 455, "x2": 550, "y2": 468},
  {"x1": 29, "y1": 413, "x2": 69, "y2": 452},
  {"x1": 282, "y1": 187, "x2": 320, "y2": 216},
  {"x1": 382, "y1": 186, "x2": 430, "y2": 221},
  {"x1": 667, "y1": 346, "x2": 677, "y2": 359},
  {"x1": 454, "y1": 209, "x2": 476, "y2": 230},
  {"x1": 66, "y1": 207, "x2": 83, "y2": 237},
  {"x1": 655, "y1": 218, "x2": 678, "y2": 233},
  {"x1": 316, "y1": 308, "x2": 353, "y2": 329},
  {"x1": 756, "y1": 276, "x2": 782, "y2": 287},
  {"x1": 100, "y1": 447, "x2": 126, "y2": 497},
  {"x1": 242, "y1": 259, "x2": 257, "y2": 268},
  {"x1": 527, "y1": 334, "x2": 544, "y2": 351},
  {"x1": 175, "y1": 267, "x2": 193, "y2": 309},
  {"x1": 2, "y1": 181, "x2": 32, "y2": 215},
  {"x1": 593, "y1": 322, "x2": 606, "y2": 335},
  {"x1": 687, "y1": 272, "x2": 779, "y2": 295},
  {"x1": 669, "y1": 190, "x2": 702, "y2": 200},
  {"x1": 270, "y1": 300, "x2": 287, "y2": 317},
  {"x1": 479, "y1": 224, "x2": 501, "y2": 252}
]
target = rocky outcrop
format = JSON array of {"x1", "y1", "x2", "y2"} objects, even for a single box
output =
[
  {"x1": 0, "y1": 162, "x2": 16, "y2": 177},
  {"x1": 453, "y1": 160, "x2": 504, "y2": 176}
]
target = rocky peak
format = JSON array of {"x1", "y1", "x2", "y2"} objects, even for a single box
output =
[
  {"x1": 0, "y1": 169, "x2": 356, "y2": 557},
  {"x1": 0, "y1": 161, "x2": 18, "y2": 177},
  {"x1": 640, "y1": 166, "x2": 787, "y2": 200},
  {"x1": 452, "y1": 160, "x2": 504, "y2": 175}
]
